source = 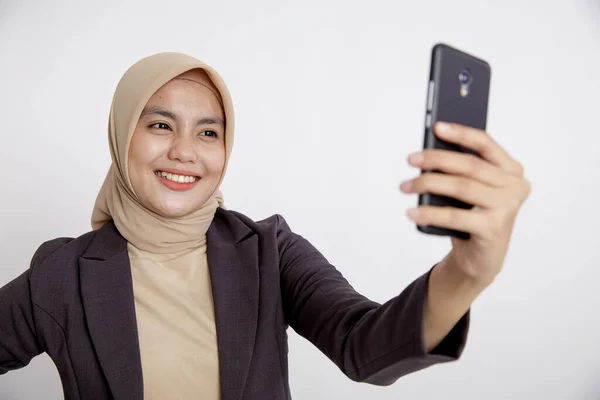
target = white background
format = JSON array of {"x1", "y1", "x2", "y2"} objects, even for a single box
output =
[{"x1": 1, "y1": 0, "x2": 599, "y2": 399}]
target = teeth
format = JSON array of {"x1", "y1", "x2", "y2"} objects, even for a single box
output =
[{"x1": 155, "y1": 171, "x2": 197, "y2": 183}]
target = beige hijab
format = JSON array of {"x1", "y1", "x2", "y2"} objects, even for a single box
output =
[{"x1": 91, "y1": 52, "x2": 234, "y2": 253}]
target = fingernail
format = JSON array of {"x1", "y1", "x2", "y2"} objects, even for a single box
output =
[
  {"x1": 407, "y1": 208, "x2": 420, "y2": 219},
  {"x1": 408, "y1": 152, "x2": 424, "y2": 166},
  {"x1": 400, "y1": 180, "x2": 413, "y2": 192},
  {"x1": 436, "y1": 122, "x2": 454, "y2": 136}
]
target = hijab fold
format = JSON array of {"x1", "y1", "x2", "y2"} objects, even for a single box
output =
[{"x1": 91, "y1": 52, "x2": 235, "y2": 253}]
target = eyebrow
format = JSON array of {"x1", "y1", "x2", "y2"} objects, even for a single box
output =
[{"x1": 140, "y1": 106, "x2": 225, "y2": 127}]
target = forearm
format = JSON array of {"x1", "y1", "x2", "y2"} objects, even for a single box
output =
[{"x1": 424, "y1": 252, "x2": 492, "y2": 352}]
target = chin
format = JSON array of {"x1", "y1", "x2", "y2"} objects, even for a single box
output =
[
  {"x1": 155, "y1": 205, "x2": 198, "y2": 218},
  {"x1": 144, "y1": 183, "x2": 215, "y2": 218},
  {"x1": 152, "y1": 195, "x2": 211, "y2": 218}
]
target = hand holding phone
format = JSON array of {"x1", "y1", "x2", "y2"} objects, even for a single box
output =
[{"x1": 401, "y1": 43, "x2": 530, "y2": 289}]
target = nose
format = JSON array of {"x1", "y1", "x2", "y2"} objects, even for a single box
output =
[{"x1": 168, "y1": 135, "x2": 197, "y2": 164}]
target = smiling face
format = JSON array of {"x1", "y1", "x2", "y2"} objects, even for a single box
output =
[{"x1": 127, "y1": 69, "x2": 226, "y2": 218}]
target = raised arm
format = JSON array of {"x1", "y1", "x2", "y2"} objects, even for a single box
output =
[{"x1": 276, "y1": 215, "x2": 469, "y2": 386}]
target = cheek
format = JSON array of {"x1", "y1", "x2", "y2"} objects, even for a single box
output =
[
  {"x1": 205, "y1": 146, "x2": 226, "y2": 175},
  {"x1": 129, "y1": 132, "x2": 166, "y2": 176}
]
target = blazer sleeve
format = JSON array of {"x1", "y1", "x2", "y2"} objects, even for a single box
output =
[
  {"x1": 0, "y1": 239, "x2": 68, "y2": 374},
  {"x1": 276, "y1": 214, "x2": 470, "y2": 386}
]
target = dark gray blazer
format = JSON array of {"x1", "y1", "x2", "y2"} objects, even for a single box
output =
[{"x1": 0, "y1": 208, "x2": 469, "y2": 399}]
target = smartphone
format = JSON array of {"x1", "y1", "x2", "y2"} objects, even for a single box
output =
[{"x1": 417, "y1": 43, "x2": 491, "y2": 240}]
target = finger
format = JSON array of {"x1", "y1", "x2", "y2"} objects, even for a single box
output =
[
  {"x1": 407, "y1": 205, "x2": 487, "y2": 236},
  {"x1": 408, "y1": 149, "x2": 512, "y2": 188},
  {"x1": 401, "y1": 173, "x2": 499, "y2": 209},
  {"x1": 434, "y1": 122, "x2": 523, "y2": 176}
]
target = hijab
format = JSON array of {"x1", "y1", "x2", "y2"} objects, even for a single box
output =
[{"x1": 91, "y1": 52, "x2": 234, "y2": 253}]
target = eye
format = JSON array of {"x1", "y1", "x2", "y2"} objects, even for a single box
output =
[
  {"x1": 149, "y1": 122, "x2": 171, "y2": 131},
  {"x1": 199, "y1": 130, "x2": 218, "y2": 138}
]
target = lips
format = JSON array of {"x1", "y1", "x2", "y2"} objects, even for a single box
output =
[
  {"x1": 155, "y1": 170, "x2": 198, "y2": 183},
  {"x1": 154, "y1": 168, "x2": 201, "y2": 191}
]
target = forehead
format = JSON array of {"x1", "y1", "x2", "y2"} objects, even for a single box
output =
[
  {"x1": 142, "y1": 69, "x2": 225, "y2": 119},
  {"x1": 176, "y1": 68, "x2": 211, "y2": 82},
  {"x1": 149, "y1": 68, "x2": 221, "y2": 104}
]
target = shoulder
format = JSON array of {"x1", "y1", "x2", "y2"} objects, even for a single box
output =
[
  {"x1": 25, "y1": 228, "x2": 102, "y2": 306},
  {"x1": 29, "y1": 228, "x2": 99, "y2": 274},
  {"x1": 217, "y1": 208, "x2": 311, "y2": 256},
  {"x1": 217, "y1": 208, "x2": 294, "y2": 237}
]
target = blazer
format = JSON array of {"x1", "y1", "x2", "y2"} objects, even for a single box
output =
[{"x1": 0, "y1": 208, "x2": 469, "y2": 399}]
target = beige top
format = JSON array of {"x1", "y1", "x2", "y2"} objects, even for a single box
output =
[{"x1": 128, "y1": 242, "x2": 221, "y2": 399}]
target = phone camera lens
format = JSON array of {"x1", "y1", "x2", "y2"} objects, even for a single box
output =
[{"x1": 458, "y1": 69, "x2": 471, "y2": 84}]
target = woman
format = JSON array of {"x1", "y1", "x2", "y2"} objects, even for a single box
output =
[{"x1": 0, "y1": 52, "x2": 530, "y2": 399}]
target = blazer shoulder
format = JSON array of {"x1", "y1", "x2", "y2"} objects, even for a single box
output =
[
  {"x1": 221, "y1": 208, "x2": 292, "y2": 235},
  {"x1": 30, "y1": 229, "x2": 97, "y2": 272},
  {"x1": 219, "y1": 209, "x2": 304, "y2": 260}
]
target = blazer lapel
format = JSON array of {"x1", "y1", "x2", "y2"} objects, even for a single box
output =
[
  {"x1": 79, "y1": 221, "x2": 144, "y2": 400},
  {"x1": 207, "y1": 209, "x2": 260, "y2": 400}
]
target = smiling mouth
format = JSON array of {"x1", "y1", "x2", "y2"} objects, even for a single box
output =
[{"x1": 154, "y1": 170, "x2": 200, "y2": 183}]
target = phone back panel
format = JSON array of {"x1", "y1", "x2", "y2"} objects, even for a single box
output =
[
  {"x1": 418, "y1": 44, "x2": 491, "y2": 239},
  {"x1": 426, "y1": 44, "x2": 491, "y2": 155}
]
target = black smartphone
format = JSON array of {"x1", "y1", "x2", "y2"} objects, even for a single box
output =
[{"x1": 417, "y1": 43, "x2": 491, "y2": 240}]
